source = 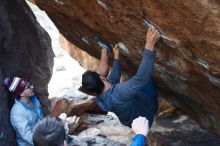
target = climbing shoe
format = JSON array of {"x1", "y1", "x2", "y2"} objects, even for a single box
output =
[{"x1": 94, "y1": 35, "x2": 113, "y2": 58}]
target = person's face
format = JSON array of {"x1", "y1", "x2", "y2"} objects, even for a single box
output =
[{"x1": 20, "y1": 82, "x2": 34, "y2": 97}]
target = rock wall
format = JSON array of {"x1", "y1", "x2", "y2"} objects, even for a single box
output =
[
  {"x1": 33, "y1": 0, "x2": 220, "y2": 137},
  {"x1": 60, "y1": 34, "x2": 99, "y2": 71},
  {"x1": 0, "y1": 0, "x2": 54, "y2": 145}
]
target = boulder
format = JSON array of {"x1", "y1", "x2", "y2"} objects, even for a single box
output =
[
  {"x1": 149, "y1": 110, "x2": 220, "y2": 146},
  {"x1": 50, "y1": 97, "x2": 103, "y2": 117},
  {"x1": 70, "y1": 111, "x2": 220, "y2": 146},
  {"x1": 32, "y1": 0, "x2": 220, "y2": 136},
  {"x1": 75, "y1": 113, "x2": 134, "y2": 145},
  {"x1": 67, "y1": 135, "x2": 126, "y2": 146}
]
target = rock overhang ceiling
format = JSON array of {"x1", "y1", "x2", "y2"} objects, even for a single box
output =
[{"x1": 31, "y1": 0, "x2": 220, "y2": 137}]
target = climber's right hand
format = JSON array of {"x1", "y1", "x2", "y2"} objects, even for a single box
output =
[
  {"x1": 113, "y1": 43, "x2": 120, "y2": 59},
  {"x1": 145, "y1": 27, "x2": 160, "y2": 51}
]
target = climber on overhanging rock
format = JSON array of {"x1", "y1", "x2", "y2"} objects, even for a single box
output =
[
  {"x1": 81, "y1": 28, "x2": 160, "y2": 128},
  {"x1": 4, "y1": 75, "x2": 44, "y2": 146}
]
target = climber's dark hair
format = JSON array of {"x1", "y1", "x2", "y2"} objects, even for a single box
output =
[
  {"x1": 82, "y1": 70, "x2": 104, "y2": 94},
  {"x1": 33, "y1": 116, "x2": 66, "y2": 146}
]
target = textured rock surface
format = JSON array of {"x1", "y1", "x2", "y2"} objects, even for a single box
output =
[
  {"x1": 68, "y1": 135, "x2": 126, "y2": 146},
  {"x1": 0, "y1": 70, "x2": 16, "y2": 146},
  {"x1": 60, "y1": 34, "x2": 99, "y2": 71},
  {"x1": 50, "y1": 97, "x2": 102, "y2": 117},
  {"x1": 149, "y1": 110, "x2": 220, "y2": 146},
  {"x1": 69, "y1": 112, "x2": 220, "y2": 146},
  {"x1": 33, "y1": 0, "x2": 220, "y2": 136},
  {"x1": 0, "y1": 0, "x2": 54, "y2": 145},
  {"x1": 75, "y1": 113, "x2": 134, "y2": 145}
]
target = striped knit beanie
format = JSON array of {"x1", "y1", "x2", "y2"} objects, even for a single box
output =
[{"x1": 4, "y1": 76, "x2": 30, "y2": 97}]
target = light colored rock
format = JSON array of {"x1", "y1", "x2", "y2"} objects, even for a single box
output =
[{"x1": 78, "y1": 113, "x2": 134, "y2": 145}]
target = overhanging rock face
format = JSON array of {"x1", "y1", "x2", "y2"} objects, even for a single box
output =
[
  {"x1": 0, "y1": 0, "x2": 54, "y2": 115},
  {"x1": 33, "y1": 0, "x2": 220, "y2": 136}
]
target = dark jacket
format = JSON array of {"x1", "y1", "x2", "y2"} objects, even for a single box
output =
[{"x1": 96, "y1": 49, "x2": 158, "y2": 127}]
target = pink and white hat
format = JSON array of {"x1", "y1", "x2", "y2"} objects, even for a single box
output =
[{"x1": 4, "y1": 76, "x2": 30, "y2": 97}]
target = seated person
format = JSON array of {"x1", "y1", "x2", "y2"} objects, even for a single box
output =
[{"x1": 4, "y1": 76, "x2": 44, "y2": 146}]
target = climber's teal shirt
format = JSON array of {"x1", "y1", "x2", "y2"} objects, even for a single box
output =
[
  {"x1": 10, "y1": 96, "x2": 44, "y2": 146},
  {"x1": 96, "y1": 49, "x2": 158, "y2": 128}
]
